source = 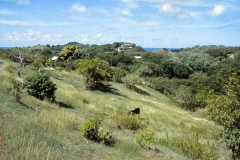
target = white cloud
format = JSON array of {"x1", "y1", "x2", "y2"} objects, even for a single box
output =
[
  {"x1": 159, "y1": 2, "x2": 191, "y2": 19},
  {"x1": 0, "y1": 19, "x2": 30, "y2": 25},
  {"x1": 0, "y1": 9, "x2": 14, "y2": 15},
  {"x1": 23, "y1": 30, "x2": 41, "y2": 41},
  {"x1": 209, "y1": 4, "x2": 227, "y2": 16},
  {"x1": 96, "y1": 33, "x2": 103, "y2": 38},
  {"x1": 114, "y1": 9, "x2": 133, "y2": 16},
  {"x1": 71, "y1": 3, "x2": 87, "y2": 13},
  {"x1": 160, "y1": 2, "x2": 181, "y2": 13},
  {"x1": 4, "y1": 0, "x2": 30, "y2": 5},
  {"x1": 17, "y1": 0, "x2": 29, "y2": 5},
  {"x1": 122, "y1": 0, "x2": 139, "y2": 9},
  {"x1": 189, "y1": 12, "x2": 203, "y2": 18},
  {"x1": 3, "y1": 30, "x2": 64, "y2": 42},
  {"x1": 177, "y1": 13, "x2": 188, "y2": 19}
]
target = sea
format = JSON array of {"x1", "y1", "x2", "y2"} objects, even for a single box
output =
[
  {"x1": 143, "y1": 48, "x2": 182, "y2": 52},
  {"x1": 0, "y1": 47, "x2": 182, "y2": 52},
  {"x1": 0, "y1": 47, "x2": 14, "y2": 49}
]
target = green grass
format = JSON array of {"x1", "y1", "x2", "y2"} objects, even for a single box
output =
[{"x1": 0, "y1": 58, "x2": 232, "y2": 159}]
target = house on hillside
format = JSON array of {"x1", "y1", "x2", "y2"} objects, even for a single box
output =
[{"x1": 118, "y1": 43, "x2": 134, "y2": 52}]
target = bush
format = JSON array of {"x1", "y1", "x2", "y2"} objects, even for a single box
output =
[
  {"x1": 80, "y1": 115, "x2": 114, "y2": 145},
  {"x1": 136, "y1": 128, "x2": 156, "y2": 149},
  {"x1": 23, "y1": 72, "x2": 57, "y2": 102},
  {"x1": 8, "y1": 74, "x2": 22, "y2": 102},
  {"x1": 109, "y1": 109, "x2": 148, "y2": 130},
  {"x1": 80, "y1": 115, "x2": 103, "y2": 141},
  {"x1": 150, "y1": 77, "x2": 177, "y2": 95}
]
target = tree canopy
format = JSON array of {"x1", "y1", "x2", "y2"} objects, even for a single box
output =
[
  {"x1": 59, "y1": 45, "x2": 79, "y2": 60},
  {"x1": 75, "y1": 58, "x2": 111, "y2": 89}
]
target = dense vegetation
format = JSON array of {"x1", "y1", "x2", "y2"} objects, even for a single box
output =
[{"x1": 1, "y1": 42, "x2": 240, "y2": 159}]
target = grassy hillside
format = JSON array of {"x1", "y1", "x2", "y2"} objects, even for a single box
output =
[{"x1": 0, "y1": 58, "x2": 231, "y2": 160}]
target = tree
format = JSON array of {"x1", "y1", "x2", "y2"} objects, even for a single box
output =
[
  {"x1": 204, "y1": 75, "x2": 240, "y2": 159},
  {"x1": 59, "y1": 45, "x2": 79, "y2": 60},
  {"x1": 31, "y1": 55, "x2": 48, "y2": 70},
  {"x1": 23, "y1": 72, "x2": 57, "y2": 102},
  {"x1": 75, "y1": 58, "x2": 111, "y2": 89},
  {"x1": 173, "y1": 63, "x2": 192, "y2": 78},
  {"x1": 8, "y1": 48, "x2": 35, "y2": 76},
  {"x1": 131, "y1": 46, "x2": 145, "y2": 52}
]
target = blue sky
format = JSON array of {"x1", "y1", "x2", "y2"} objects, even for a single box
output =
[{"x1": 0, "y1": 0, "x2": 240, "y2": 47}]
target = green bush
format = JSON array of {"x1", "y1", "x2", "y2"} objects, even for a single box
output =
[
  {"x1": 80, "y1": 115, "x2": 104, "y2": 141},
  {"x1": 109, "y1": 110, "x2": 148, "y2": 130},
  {"x1": 150, "y1": 77, "x2": 177, "y2": 95},
  {"x1": 23, "y1": 72, "x2": 57, "y2": 102},
  {"x1": 136, "y1": 128, "x2": 156, "y2": 149},
  {"x1": 80, "y1": 115, "x2": 114, "y2": 145}
]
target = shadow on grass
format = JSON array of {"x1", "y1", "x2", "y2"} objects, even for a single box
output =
[
  {"x1": 18, "y1": 101, "x2": 35, "y2": 110},
  {"x1": 91, "y1": 85, "x2": 128, "y2": 98},
  {"x1": 56, "y1": 101, "x2": 74, "y2": 109}
]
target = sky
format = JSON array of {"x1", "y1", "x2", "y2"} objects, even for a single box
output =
[{"x1": 0, "y1": 0, "x2": 240, "y2": 48}]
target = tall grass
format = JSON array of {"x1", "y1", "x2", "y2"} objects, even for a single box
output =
[{"x1": 0, "y1": 58, "x2": 232, "y2": 159}]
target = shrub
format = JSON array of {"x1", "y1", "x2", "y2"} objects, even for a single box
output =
[
  {"x1": 109, "y1": 109, "x2": 148, "y2": 130},
  {"x1": 80, "y1": 115, "x2": 114, "y2": 145},
  {"x1": 80, "y1": 115, "x2": 103, "y2": 141},
  {"x1": 23, "y1": 72, "x2": 57, "y2": 102},
  {"x1": 8, "y1": 74, "x2": 22, "y2": 102},
  {"x1": 150, "y1": 77, "x2": 177, "y2": 95},
  {"x1": 109, "y1": 67, "x2": 126, "y2": 83},
  {"x1": 136, "y1": 128, "x2": 156, "y2": 149}
]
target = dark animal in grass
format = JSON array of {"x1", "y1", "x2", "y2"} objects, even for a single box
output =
[{"x1": 128, "y1": 108, "x2": 140, "y2": 115}]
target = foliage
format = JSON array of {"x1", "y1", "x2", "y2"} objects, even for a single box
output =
[
  {"x1": 159, "y1": 133, "x2": 216, "y2": 160},
  {"x1": 8, "y1": 74, "x2": 22, "y2": 102},
  {"x1": 142, "y1": 52, "x2": 169, "y2": 64},
  {"x1": 54, "y1": 59, "x2": 76, "y2": 71},
  {"x1": 80, "y1": 114, "x2": 114, "y2": 145},
  {"x1": 109, "y1": 67, "x2": 126, "y2": 83},
  {"x1": 149, "y1": 77, "x2": 177, "y2": 95},
  {"x1": 124, "y1": 75, "x2": 150, "y2": 95},
  {"x1": 31, "y1": 55, "x2": 48, "y2": 70},
  {"x1": 40, "y1": 49, "x2": 53, "y2": 58},
  {"x1": 75, "y1": 58, "x2": 111, "y2": 89},
  {"x1": 191, "y1": 74, "x2": 226, "y2": 95},
  {"x1": 138, "y1": 65, "x2": 153, "y2": 77},
  {"x1": 171, "y1": 86, "x2": 198, "y2": 110},
  {"x1": 131, "y1": 46, "x2": 145, "y2": 52},
  {"x1": 204, "y1": 76, "x2": 240, "y2": 159},
  {"x1": 136, "y1": 128, "x2": 156, "y2": 149},
  {"x1": 234, "y1": 51, "x2": 240, "y2": 60},
  {"x1": 207, "y1": 47, "x2": 233, "y2": 58},
  {"x1": 59, "y1": 45, "x2": 79, "y2": 60},
  {"x1": 80, "y1": 115, "x2": 104, "y2": 141},
  {"x1": 172, "y1": 63, "x2": 192, "y2": 78},
  {"x1": 109, "y1": 109, "x2": 148, "y2": 130},
  {"x1": 23, "y1": 72, "x2": 57, "y2": 102}
]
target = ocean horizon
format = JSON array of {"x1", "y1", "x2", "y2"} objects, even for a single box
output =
[
  {"x1": 0, "y1": 47, "x2": 182, "y2": 52},
  {"x1": 143, "y1": 48, "x2": 182, "y2": 51}
]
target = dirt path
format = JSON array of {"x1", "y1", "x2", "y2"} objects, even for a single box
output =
[
  {"x1": 0, "y1": 133, "x2": 2, "y2": 160},
  {"x1": 0, "y1": 60, "x2": 7, "y2": 74}
]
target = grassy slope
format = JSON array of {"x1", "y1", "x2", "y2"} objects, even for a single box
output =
[{"x1": 0, "y1": 58, "x2": 231, "y2": 160}]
